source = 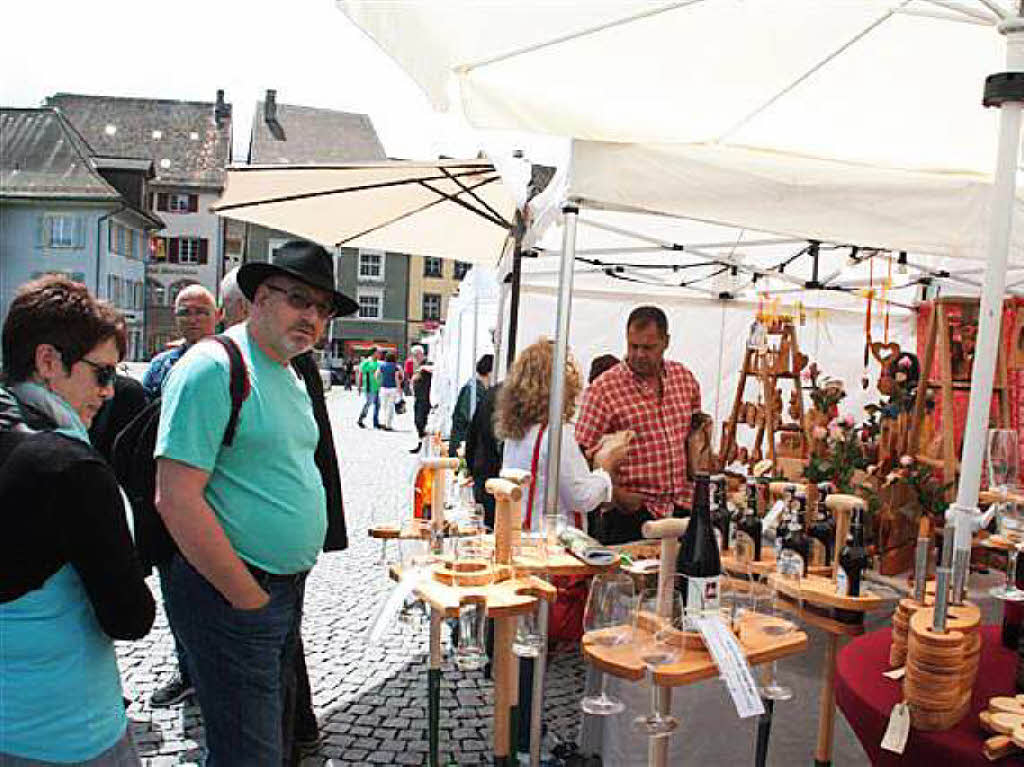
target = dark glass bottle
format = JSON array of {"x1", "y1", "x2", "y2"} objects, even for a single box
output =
[
  {"x1": 676, "y1": 473, "x2": 722, "y2": 614},
  {"x1": 1003, "y1": 554, "x2": 1024, "y2": 649},
  {"x1": 736, "y1": 489, "x2": 763, "y2": 563},
  {"x1": 710, "y1": 474, "x2": 731, "y2": 552},
  {"x1": 778, "y1": 514, "x2": 810, "y2": 577},
  {"x1": 837, "y1": 507, "x2": 869, "y2": 597},
  {"x1": 808, "y1": 491, "x2": 836, "y2": 567}
]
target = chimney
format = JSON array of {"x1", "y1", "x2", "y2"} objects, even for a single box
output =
[
  {"x1": 264, "y1": 89, "x2": 284, "y2": 140},
  {"x1": 214, "y1": 89, "x2": 231, "y2": 127}
]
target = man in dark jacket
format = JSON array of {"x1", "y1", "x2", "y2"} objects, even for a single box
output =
[
  {"x1": 449, "y1": 354, "x2": 493, "y2": 458},
  {"x1": 465, "y1": 383, "x2": 502, "y2": 529}
]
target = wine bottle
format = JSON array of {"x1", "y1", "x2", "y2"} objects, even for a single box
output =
[
  {"x1": 837, "y1": 507, "x2": 869, "y2": 597},
  {"x1": 676, "y1": 474, "x2": 722, "y2": 616},
  {"x1": 735, "y1": 479, "x2": 763, "y2": 562},
  {"x1": 778, "y1": 514, "x2": 810, "y2": 578},
  {"x1": 808, "y1": 485, "x2": 836, "y2": 567},
  {"x1": 710, "y1": 474, "x2": 731, "y2": 552}
]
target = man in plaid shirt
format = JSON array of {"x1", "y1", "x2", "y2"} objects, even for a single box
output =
[{"x1": 576, "y1": 306, "x2": 701, "y2": 544}]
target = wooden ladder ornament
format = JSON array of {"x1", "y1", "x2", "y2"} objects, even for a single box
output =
[
  {"x1": 909, "y1": 297, "x2": 1012, "y2": 497},
  {"x1": 719, "y1": 319, "x2": 808, "y2": 478}
]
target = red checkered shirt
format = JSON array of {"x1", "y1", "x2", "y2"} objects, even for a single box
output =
[{"x1": 575, "y1": 360, "x2": 701, "y2": 517}]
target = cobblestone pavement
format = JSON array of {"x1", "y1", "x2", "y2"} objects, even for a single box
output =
[{"x1": 116, "y1": 389, "x2": 587, "y2": 766}]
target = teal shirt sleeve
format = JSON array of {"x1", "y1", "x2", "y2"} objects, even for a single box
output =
[{"x1": 155, "y1": 348, "x2": 231, "y2": 472}]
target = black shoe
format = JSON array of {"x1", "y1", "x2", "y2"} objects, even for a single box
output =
[
  {"x1": 357, "y1": 420, "x2": 365, "y2": 429},
  {"x1": 409, "y1": 442, "x2": 422, "y2": 454},
  {"x1": 295, "y1": 732, "x2": 321, "y2": 757},
  {"x1": 149, "y1": 675, "x2": 194, "y2": 708}
]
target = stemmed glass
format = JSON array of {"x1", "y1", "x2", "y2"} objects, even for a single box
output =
[
  {"x1": 991, "y1": 498, "x2": 1024, "y2": 601},
  {"x1": 631, "y1": 588, "x2": 685, "y2": 737},
  {"x1": 749, "y1": 575, "x2": 798, "y2": 701},
  {"x1": 580, "y1": 573, "x2": 636, "y2": 715},
  {"x1": 987, "y1": 429, "x2": 1019, "y2": 493}
]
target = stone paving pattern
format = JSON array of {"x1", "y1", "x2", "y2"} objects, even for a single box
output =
[{"x1": 116, "y1": 390, "x2": 586, "y2": 766}]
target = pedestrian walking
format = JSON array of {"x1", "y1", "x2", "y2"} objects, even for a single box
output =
[
  {"x1": 0, "y1": 275, "x2": 155, "y2": 766},
  {"x1": 154, "y1": 240, "x2": 357, "y2": 764},
  {"x1": 409, "y1": 363, "x2": 433, "y2": 453},
  {"x1": 356, "y1": 348, "x2": 382, "y2": 429},
  {"x1": 377, "y1": 351, "x2": 403, "y2": 431},
  {"x1": 449, "y1": 353, "x2": 493, "y2": 458}
]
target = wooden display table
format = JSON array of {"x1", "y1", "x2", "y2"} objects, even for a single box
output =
[{"x1": 721, "y1": 548, "x2": 833, "y2": 579}]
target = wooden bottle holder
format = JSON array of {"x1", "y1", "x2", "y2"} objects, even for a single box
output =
[
  {"x1": 903, "y1": 602, "x2": 982, "y2": 731},
  {"x1": 889, "y1": 595, "x2": 933, "y2": 669}
]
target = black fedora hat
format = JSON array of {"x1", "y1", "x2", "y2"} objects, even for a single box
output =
[{"x1": 237, "y1": 240, "x2": 358, "y2": 317}]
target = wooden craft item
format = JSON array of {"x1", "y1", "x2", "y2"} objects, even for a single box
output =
[
  {"x1": 1010, "y1": 309, "x2": 1024, "y2": 370},
  {"x1": 825, "y1": 493, "x2": 861, "y2": 585},
  {"x1": 486, "y1": 477, "x2": 523, "y2": 565}
]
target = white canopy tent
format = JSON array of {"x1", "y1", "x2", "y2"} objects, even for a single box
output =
[{"x1": 338, "y1": 3, "x2": 1024, "y2": 762}]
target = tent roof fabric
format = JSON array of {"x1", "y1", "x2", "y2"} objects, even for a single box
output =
[
  {"x1": 338, "y1": 0, "x2": 1005, "y2": 173},
  {"x1": 211, "y1": 160, "x2": 515, "y2": 264}
]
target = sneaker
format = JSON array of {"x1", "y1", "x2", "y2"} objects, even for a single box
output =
[
  {"x1": 357, "y1": 420, "x2": 366, "y2": 429},
  {"x1": 149, "y1": 675, "x2": 194, "y2": 708}
]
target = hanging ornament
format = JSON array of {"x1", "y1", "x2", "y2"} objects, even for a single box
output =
[{"x1": 862, "y1": 259, "x2": 874, "y2": 390}]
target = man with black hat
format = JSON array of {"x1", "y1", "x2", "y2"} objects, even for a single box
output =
[{"x1": 154, "y1": 240, "x2": 357, "y2": 764}]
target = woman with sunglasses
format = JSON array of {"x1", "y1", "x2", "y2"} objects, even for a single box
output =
[{"x1": 0, "y1": 275, "x2": 155, "y2": 766}]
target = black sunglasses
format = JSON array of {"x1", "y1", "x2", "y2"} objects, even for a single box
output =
[
  {"x1": 264, "y1": 284, "x2": 335, "y2": 319},
  {"x1": 79, "y1": 358, "x2": 117, "y2": 388}
]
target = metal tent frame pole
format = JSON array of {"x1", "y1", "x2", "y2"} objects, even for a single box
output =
[{"x1": 949, "y1": 6, "x2": 1024, "y2": 585}]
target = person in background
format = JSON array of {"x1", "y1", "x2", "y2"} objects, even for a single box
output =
[
  {"x1": 404, "y1": 344, "x2": 423, "y2": 397},
  {"x1": 588, "y1": 353, "x2": 620, "y2": 385},
  {"x1": 88, "y1": 323, "x2": 148, "y2": 464},
  {"x1": 575, "y1": 306, "x2": 701, "y2": 544},
  {"x1": 464, "y1": 380, "x2": 502, "y2": 529},
  {"x1": 155, "y1": 240, "x2": 356, "y2": 763},
  {"x1": 357, "y1": 348, "x2": 382, "y2": 429},
  {"x1": 0, "y1": 275, "x2": 155, "y2": 765},
  {"x1": 219, "y1": 266, "x2": 250, "y2": 328},
  {"x1": 376, "y1": 351, "x2": 403, "y2": 431},
  {"x1": 343, "y1": 357, "x2": 355, "y2": 390},
  {"x1": 409, "y1": 363, "x2": 433, "y2": 454},
  {"x1": 142, "y1": 284, "x2": 219, "y2": 400},
  {"x1": 449, "y1": 353, "x2": 493, "y2": 458}
]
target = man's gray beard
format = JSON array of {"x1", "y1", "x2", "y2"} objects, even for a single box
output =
[{"x1": 281, "y1": 334, "x2": 314, "y2": 360}]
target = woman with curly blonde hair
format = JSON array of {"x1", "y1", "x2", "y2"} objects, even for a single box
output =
[{"x1": 496, "y1": 339, "x2": 621, "y2": 533}]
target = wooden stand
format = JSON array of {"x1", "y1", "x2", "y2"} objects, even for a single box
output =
[
  {"x1": 719, "y1": 319, "x2": 808, "y2": 478},
  {"x1": 909, "y1": 297, "x2": 1012, "y2": 496}
]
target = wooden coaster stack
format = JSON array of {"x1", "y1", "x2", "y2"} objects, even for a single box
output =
[
  {"x1": 902, "y1": 603, "x2": 982, "y2": 731},
  {"x1": 889, "y1": 596, "x2": 931, "y2": 669},
  {"x1": 978, "y1": 695, "x2": 1024, "y2": 760}
]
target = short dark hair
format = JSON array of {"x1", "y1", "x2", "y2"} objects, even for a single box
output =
[
  {"x1": 588, "y1": 354, "x2": 620, "y2": 384},
  {"x1": 627, "y1": 306, "x2": 668, "y2": 337},
  {"x1": 477, "y1": 353, "x2": 494, "y2": 376},
  {"x1": 2, "y1": 274, "x2": 126, "y2": 384},
  {"x1": 386, "y1": 351, "x2": 397, "y2": 363}
]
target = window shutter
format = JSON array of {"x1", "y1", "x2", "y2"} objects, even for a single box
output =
[
  {"x1": 188, "y1": 194, "x2": 199, "y2": 213},
  {"x1": 169, "y1": 237, "x2": 179, "y2": 264},
  {"x1": 156, "y1": 193, "x2": 169, "y2": 212},
  {"x1": 198, "y1": 238, "x2": 209, "y2": 265}
]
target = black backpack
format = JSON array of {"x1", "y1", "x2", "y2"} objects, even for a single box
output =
[{"x1": 112, "y1": 335, "x2": 249, "y2": 574}]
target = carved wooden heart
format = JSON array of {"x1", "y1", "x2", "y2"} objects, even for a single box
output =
[{"x1": 870, "y1": 341, "x2": 901, "y2": 366}]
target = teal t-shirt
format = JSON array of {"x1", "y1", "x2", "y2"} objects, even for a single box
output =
[
  {"x1": 360, "y1": 357, "x2": 380, "y2": 394},
  {"x1": 155, "y1": 324, "x2": 326, "y2": 574}
]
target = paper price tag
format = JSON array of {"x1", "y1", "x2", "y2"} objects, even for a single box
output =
[
  {"x1": 694, "y1": 616, "x2": 765, "y2": 719},
  {"x1": 882, "y1": 667, "x2": 905, "y2": 681},
  {"x1": 881, "y1": 702, "x2": 910, "y2": 754}
]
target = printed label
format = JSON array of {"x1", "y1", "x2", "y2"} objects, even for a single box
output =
[
  {"x1": 776, "y1": 549, "x2": 804, "y2": 578},
  {"x1": 836, "y1": 566, "x2": 849, "y2": 597},
  {"x1": 728, "y1": 522, "x2": 738, "y2": 550},
  {"x1": 694, "y1": 615, "x2": 765, "y2": 719},
  {"x1": 686, "y1": 574, "x2": 721, "y2": 615}
]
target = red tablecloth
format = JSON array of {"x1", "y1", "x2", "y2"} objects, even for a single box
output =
[{"x1": 835, "y1": 625, "x2": 1018, "y2": 766}]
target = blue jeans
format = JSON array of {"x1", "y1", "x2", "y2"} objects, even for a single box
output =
[
  {"x1": 156, "y1": 560, "x2": 191, "y2": 686},
  {"x1": 359, "y1": 390, "x2": 380, "y2": 426},
  {"x1": 164, "y1": 554, "x2": 305, "y2": 767}
]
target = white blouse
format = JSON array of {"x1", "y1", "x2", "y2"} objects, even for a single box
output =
[{"x1": 501, "y1": 422, "x2": 612, "y2": 533}]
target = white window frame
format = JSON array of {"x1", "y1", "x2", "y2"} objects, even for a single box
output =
[
  {"x1": 423, "y1": 256, "x2": 443, "y2": 278},
  {"x1": 422, "y1": 292, "x2": 442, "y2": 322},
  {"x1": 178, "y1": 237, "x2": 201, "y2": 265},
  {"x1": 454, "y1": 261, "x2": 471, "y2": 280},
  {"x1": 47, "y1": 215, "x2": 76, "y2": 248},
  {"x1": 356, "y1": 287, "x2": 384, "y2": 320},
  {"x1": 168, "y1": 193, "x2": 191, "y2": 213},
  {"x1": 358, "y1": 249, "x2": 385, "y2": 281},
  {"x1": 268, "y1": 238, "x2": 290, "y2": 262}
]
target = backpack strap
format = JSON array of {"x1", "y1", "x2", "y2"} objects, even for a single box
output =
[{"x1": 206, "y1": 335, "x2": 250, "y2": 447}]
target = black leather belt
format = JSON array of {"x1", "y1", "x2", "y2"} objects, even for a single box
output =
[{"x1": 244, "y1": 561, "x2": 306, "y2": 584}]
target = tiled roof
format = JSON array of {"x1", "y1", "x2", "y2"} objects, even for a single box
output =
[
  {"x1": 46, "y1": 92, "x2": 232, "y2": 188},
  {"x1": 0, "y1": 108, "x2": 121, "y2": 199},
  {"x1": 249, "y1": 101, "x2": 385, "y2": 164}
]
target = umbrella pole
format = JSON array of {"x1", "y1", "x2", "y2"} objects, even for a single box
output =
[
  {"x1": 948, "y1": 12, "x2": 1024, "y2": 588},
  {"x1": 429, "y1": 607, "x2": 442, "y2": 767},
  {"x1": 506, "y1": 223, "x2": 525, "y2": 371}
]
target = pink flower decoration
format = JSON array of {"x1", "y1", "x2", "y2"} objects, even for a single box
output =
[
  {"x1": 801, "y1": 368, "x2": 812, "y2": 381},
  {"x1": 812, "y1": 426, "x2": 827, "y2": 440},
  {"x1": 842, "y1": 414, "x2": 855, "y2": 428},
  {"x1": 898, "y1": 356, "x2": 912, "y2": 369},
  {"x1": 899, "y1": 455, "x2": 913, "y2": 467}
]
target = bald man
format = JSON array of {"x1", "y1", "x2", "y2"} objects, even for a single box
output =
[{"x1": 143, "y1": 284, "x2": 218, "y2": 397}]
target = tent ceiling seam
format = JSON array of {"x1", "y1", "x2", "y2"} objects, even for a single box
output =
[{"x1": 716, "y1": 0, "x2": 914, "y2": 143}]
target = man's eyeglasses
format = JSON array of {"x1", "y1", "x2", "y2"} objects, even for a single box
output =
[
  {"x1": 264, "y1": 284, "x2": 334, "y2": 319},
  {"x1": 80, "y1": 358, "x2": 117, "y2": 388},
  {"x1": 174, "y1": 306, "x2": 213, "y2": 318}
]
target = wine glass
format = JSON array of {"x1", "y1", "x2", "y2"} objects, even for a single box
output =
[
  {"x1": 631, "y1": 588, "x2": 685, "y2": 737},
  {"x1": 990, "y1": 498, "x2": 1024, "y2": 601},
  {"x1": 749, "y1": 577, "x2": 797, "y2": 701},
  {"x1": 988, "y1": 429, "x2": 1020, "y2": 493},
  {"x1": 580, "y1": 573, "x2": 635, "y2": 715}
]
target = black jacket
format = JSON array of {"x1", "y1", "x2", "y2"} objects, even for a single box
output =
[
  {"x1": 88, "y1": 374, "x2": 148, "y2": 464},
  {"x1": 0, "y1": 387, "x2": 155, "y2": 639},
  {"x1": 465, "y1": 383, "x2": 502, "y2": 482},
  {"x1": 292, "y1": 352, "x2": 348, "y2": 552}
]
